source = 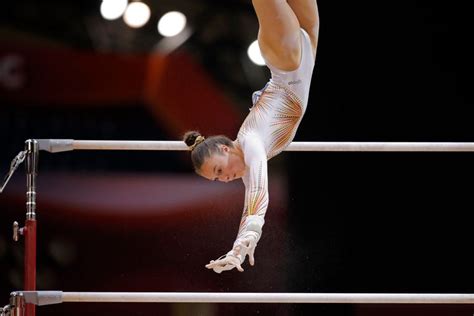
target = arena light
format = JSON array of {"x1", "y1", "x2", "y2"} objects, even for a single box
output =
[
  {"x1": 247, "y1": 40, "x2": 266, "y2": 66},
  {"x1": 100, "y1": 0, "x2": 128, "y2": 21},
  {"x1": 123, "y1": 1, "x2": 151, "y2": 28},
  {"x1": 157, "y1": 11, "x2": 187, "y2": 37}
]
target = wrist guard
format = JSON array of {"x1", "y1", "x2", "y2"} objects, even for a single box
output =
[{"x1": 244, "y1": 215, "x2": 264, "y2": 242}]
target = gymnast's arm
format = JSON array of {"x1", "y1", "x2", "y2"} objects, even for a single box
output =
[
  {"x1": 204, "y1": 137, "x2": 268, "y2": 273},
  {"x1": 228, "y1": 137, "x2": 268, "y2": 264}
]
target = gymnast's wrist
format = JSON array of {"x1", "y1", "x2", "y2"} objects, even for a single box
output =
[
  {"x1": 241, "y1": 231, "x2": 260, "y2": 242},
  {"x1": 244, "y1": 215, "x2": 264, "y2": 241},
  {"x1": 226, "y1": 250, "x2": 243, "y2": 262}
]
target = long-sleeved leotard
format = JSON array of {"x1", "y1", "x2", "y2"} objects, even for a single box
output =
[{"x1": 232, "y1": 28, "x2": 316, "y2": 247}]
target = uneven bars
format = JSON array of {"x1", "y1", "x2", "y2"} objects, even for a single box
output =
[
  {"x1": 18, "y1": 291, "x2": 474, "y2": 305},
  {"x1": 36, "y1": 139, "x2": 474, "y2": 153}
]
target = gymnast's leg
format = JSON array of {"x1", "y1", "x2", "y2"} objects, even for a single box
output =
[
  {"x1": 251, "y1": 0, "x2": 302, "y2": 71},
  {"x1": 286, "y1": 0, "x2": 320, "y2": 57}
]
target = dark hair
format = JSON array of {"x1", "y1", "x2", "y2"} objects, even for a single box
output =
[{"x1": 183, "y1": 131, "x2": 233, "y2": 172}]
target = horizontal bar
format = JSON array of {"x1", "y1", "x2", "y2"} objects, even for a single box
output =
[
  {"x1": 74, "y1": 140, "x2": 187, "y2": 151},
  {"x1": 20, "y1": 291, "x2": 474, "y2": 305},
  {"x1": 287, "y1": 142, "x2": 474, "y2": 152},
  {"x1": 36, "y1": 139, "x2": 474, "y2": 153}
]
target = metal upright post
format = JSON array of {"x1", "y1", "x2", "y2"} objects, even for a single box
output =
[
  {"x1": 24, "y1": 140, "x2": 38, "y2": 316},
  {"x1": 10, "y1": 292, "x2": 25, "y2": 316}
]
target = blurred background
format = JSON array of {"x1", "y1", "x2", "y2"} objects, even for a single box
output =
[{"x1": 1, "y1": 0, "x2": 473, "y2": 315}]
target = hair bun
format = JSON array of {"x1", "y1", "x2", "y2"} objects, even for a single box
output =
[{"x1": 183, "y1": 131, "x2": 202, "y2": 148}]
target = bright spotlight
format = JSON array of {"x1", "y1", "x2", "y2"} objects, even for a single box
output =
[
  {"x1": 100, "y1": 0, "x2": 128, "y2": 21},
  {"x1": 247, "y1": 40, "x2": 265, "y2": 66},
  {"x1": 123, "y1": 2, "x2": 151, "y2": 28},
  {"x1": 157, "y1": 11, "x2": 187, "y2": 37}
]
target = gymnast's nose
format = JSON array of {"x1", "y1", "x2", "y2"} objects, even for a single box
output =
[{"x1": 220, "y1": 176, "x2": 230, "y2": 183}]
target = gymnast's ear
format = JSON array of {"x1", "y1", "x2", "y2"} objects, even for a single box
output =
[{"x1": 218, "y1": 144, "x2": 230, "y2": 153}]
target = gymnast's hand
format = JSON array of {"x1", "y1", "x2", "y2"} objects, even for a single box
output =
[
  {"x1": 232, "y1": 234, "x2": 258, "y2": 266},
  {"x1": 205, "y1": 235, "x2": 258, "y2": 273},
  {"x1": 205, "y1": 253, "x2": 244, "y2": 273}
]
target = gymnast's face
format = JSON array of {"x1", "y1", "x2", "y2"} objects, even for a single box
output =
[{"x1": 199, "y1": 145, "x2": 246, "y2": 182}]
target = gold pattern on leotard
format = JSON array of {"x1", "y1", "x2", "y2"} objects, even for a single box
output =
[
  {"x1": 233, "y1": 81, "x2": 306, "y2": 244},
  {"x1": 234, "y1": 82, "x2": 303, "y2": 239},
  {"x1": 231, "y1": 30, "x2": 314, "y2": 247},
  {"x1": 245, "y1": 161, "x2": 268, "y2": 216},
  {"x1": 235, "y1": 160, "x2": 268, "y2": 237},
  {"x1": 238, "y1": 82, "x2": 303, "y2": 159},
  {"x1": 268, "y1": 86, "x2": 303, "y2": 158}
]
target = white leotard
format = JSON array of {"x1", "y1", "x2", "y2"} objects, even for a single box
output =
[{"x1": 233, "y1": 29, "x2": 316, "y2": 243}]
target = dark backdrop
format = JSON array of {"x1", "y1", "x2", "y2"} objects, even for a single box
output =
[
  {"x1": 287, "y1": 1, "x2": 474, "y2": 314},
  {"x1": 1, "y1": 0, "x2": 474, "y2": 315}
]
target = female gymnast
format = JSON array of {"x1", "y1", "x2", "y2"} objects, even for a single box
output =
[{"x1": 183, "y1": 0, "x2": 319, "y2": 273}]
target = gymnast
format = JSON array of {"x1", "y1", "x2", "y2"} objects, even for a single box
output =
[{"x1": 183, "y1": 0, "x2": 319, "y2": 273}]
